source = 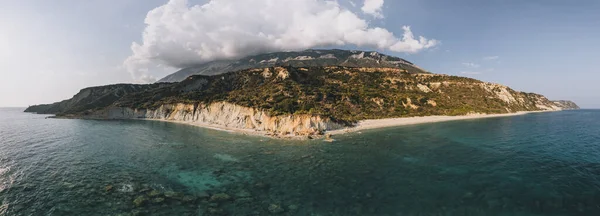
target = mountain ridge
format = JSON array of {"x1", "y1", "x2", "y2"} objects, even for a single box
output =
[{"x1": 157, "y1": 49, "x2": 430, "y2": 83}]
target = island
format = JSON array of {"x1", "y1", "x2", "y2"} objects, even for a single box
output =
[{"x1": 25, "y1": 49, "x2": 579, "y2": 138}]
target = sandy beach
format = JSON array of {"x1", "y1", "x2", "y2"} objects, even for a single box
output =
[
  {"x1": 328, "y1": 111, "x2": 550, "y2": 135},
  {"x1": 141, "y1": 110, "x2": 552, "y2": 139}
]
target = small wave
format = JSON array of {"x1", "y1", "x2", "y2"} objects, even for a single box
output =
[
  {"x1": 213, "y1": 153, "x2": 239, "y2": 162},
  {"x1": 0, "y1": 167, "x2": 9, "y2": 176},
  {"x1": 0, "y1": 203, "x2": 8, "y2": 215},
  {"x1": 118, "y1": 183, "x2": 134, "y2": 193}
]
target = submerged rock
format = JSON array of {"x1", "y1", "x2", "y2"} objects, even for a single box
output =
[
  {"x1": 138, "y1": 187, "x2": 151, "y2": 194},
  {"x1": 268, "y1": 204, "x2": 285, "y2": 214},
  {"x1": 164, "y1": 191, "x2": 184, "y2": 200},
  {"x1": 133, "y1": 196, "x2": 148, "y2": 207},
  {"x1": 152, "y1": 197, "x2": 165, "y2": 204},
  {"x1": 182, "y1": 195, "x2": 197, "y2": 203},
  {"x1": 324, "y1": 134, "x2": 335, "y2": 142},
  {"x1": 254, "y1": 182, "x2": 270, "y2": 190},
  {"x1": 148, "y1": 190, "x2": 162, "y2": 197},
  {"x1": 288, "y1": 204, "x2": 299, "y2": 211},
  {"x1": 235, "y1": 190, "x2": 251, "y2": 198},
  {"x1": 462, "y1": 192, "x2": 474, "y2": 199},
  {"x1": 197, "y1": 190, "x2": 210, "y2": 199},
  {"x1": 209, "y1": 193, "x2": 232, "y2": 202},
  {"x1": 207, "y1": 207, "x2": 225, "y2": 215}
]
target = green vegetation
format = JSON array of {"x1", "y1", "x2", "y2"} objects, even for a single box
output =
[{"x1": 112, "y1": 66, "x2": 549, "y2": 123}]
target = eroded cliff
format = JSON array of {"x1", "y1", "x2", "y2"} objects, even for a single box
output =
[{"x1": 75, "y1": 102, "x2": 343, "y2": 136}]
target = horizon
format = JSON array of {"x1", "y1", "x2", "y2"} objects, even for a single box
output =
[{"x1": 1, "y1": 0, "x2": 599, "y2": 108}]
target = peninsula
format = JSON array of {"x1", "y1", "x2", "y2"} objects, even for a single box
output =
[{"x1": 25, "y1": 50, "x2": 579, "y2": 138}]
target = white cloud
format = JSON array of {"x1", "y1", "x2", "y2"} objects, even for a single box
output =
[
  {"x1": 361, "y1": 0, "x2": 384, "y2": 19},
  {"x1": 349, "y1": 1, "x2": 356, "y2": 7},
  {"x1": 124, "y1": 0, "x2": 438, "y2": 82},
  {"x1": 462, "y1": 62, "x2": 480, "y2": 68},
  {"x1": 483, "y1": 56, "x2": 499, "y2": 60}
]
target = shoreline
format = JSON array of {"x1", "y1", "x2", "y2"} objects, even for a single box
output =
[
  {"x1": 50, "y1": 110, "x2": 555, "y2": 140},
  {"x1": 327, "y1": 110, "x2": 552, "y2": 135},
  {"x1": 142, "y1": 110, "x2": 554, "y2": 140}
]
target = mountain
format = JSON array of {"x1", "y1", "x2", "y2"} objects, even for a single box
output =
[
  {"x1": 26, "y1": 60, "x2": 579, "y2": 137},
  {"x1": 553, "y1": 100, "x2": 580, "y2": 110},
  {"x1": 156, "y1": 49, "x2": 429, "y2": 83},
  {"x1": 24, "y1": 83, "x2": 168, "y2": 114}
]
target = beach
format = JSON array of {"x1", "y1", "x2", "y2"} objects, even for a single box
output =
[
  {"x1": 143, "y1": 110, "x2": 553, "y2": 139},
  {"x1": 327, "y1": 111, "x2": 551, "y2": 135}
]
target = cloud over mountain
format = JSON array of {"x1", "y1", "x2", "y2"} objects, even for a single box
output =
[
  {"x1": 124, "y1": 0, "x2": 438, "y2": 82},
  {"x1": 361, "y1": 0, "x2": 385, "y2": 18}
]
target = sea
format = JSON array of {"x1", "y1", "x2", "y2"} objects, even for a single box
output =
[{"x1": 1, "y1": 107, "x2": 600, "y2": 216}]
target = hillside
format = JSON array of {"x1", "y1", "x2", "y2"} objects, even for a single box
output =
[
  {"x1": 26, "y1": 65, "x2": 579, "y2": 137},
  {"x1": 157, "y1": 49, "x2": 429, "y2": 83},
  {"x1": 553, "y1": 100, "x2": 580, "y2": 109},
  {"x1": 24, "y1": 83, "x2": 169, "y2": 114}
]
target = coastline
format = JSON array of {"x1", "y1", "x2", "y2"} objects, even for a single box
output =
[
  {"x1": 138, "y1": 110, "x2": 554, "y2": 139},
  {"x1": 327, "y1": 110, "x2": 551, "y2": 135}
]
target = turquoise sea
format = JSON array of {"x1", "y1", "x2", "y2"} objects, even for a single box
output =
[{"x1": 1, "y1": 108, "x2": 600, "y2": 215}]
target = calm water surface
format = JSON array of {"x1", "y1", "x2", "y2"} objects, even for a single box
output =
[{"x1": 1, "y1": 108, "x2": 600, "y2": 215}]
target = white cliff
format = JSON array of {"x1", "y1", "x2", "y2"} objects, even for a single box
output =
[{"x1": 86, "y1": 102, "x2": 344, "y2": 136}]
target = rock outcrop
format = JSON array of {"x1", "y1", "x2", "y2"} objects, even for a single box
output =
[{"x1": 76, "y1": 102, "x2": 343, "y2": 136}]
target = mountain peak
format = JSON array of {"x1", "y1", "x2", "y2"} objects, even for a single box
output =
[{"x1": 156, "y1": 49, "x2": 428, "y2": 83}]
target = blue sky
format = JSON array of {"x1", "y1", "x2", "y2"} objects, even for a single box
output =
[{"x1": 0, "y1": 0, "x2": 599, "y2": 108}]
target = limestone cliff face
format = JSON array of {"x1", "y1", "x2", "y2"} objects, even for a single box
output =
[
  {"x1": 478, "y1": 82, "x2": 565, "y2": 111},
  {"x1": 82, "y1": 102, "x2": 343, "y2": 136}
]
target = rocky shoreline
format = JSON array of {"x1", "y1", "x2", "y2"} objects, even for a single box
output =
[{"x1": 53, "y1": 109, "x2": 557, "y2": 140}]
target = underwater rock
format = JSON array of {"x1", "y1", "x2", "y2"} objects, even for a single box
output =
[
  {"x1": 138, "y1": 187, "x2": 151, "y2": 194},
  {"x1": 235, "y1": 190, "x2": 251, "y2": 198},
  {"x1": 268, "y1": 204, "x2": 285, "y2": 214},
  {"x1": 209, "y1": 193, "x2": 232, "y2": 202},
  {"x1": 207, "y1": 207, "x2": 225, "y2": 215},
  {"x1": 254, "y1": 182, "x2": 270, "y2": 190},
  {"x1": 288, "y1": 204, "x2": 298, "y2": 211},
  {"x1": 164, "y1": 191, "x2": 184, "y2": 200},
  {"x1": 148, "y1": 190, "x2": 162, "y2": 197},
  {"x1": 130, "y1": 210, "x2": 141, "y2": 216},
  {"x1": 133, "y1": 196, "x2": 148, "y2": 207},
  {"x1": 152, "y1": 197, "x2": 165, "y2": 204},
  {"x1": 324, "y1": 134, "x2": 334, "y2": 142},
  {"x1": 462, "y1": 192, "x2": 474, "y2": 199},
  {"x1": 197, "y1": 190, "x2": 210, "y2": 199},
  {"x1": 236, "y1": 197, "x2": 254, "y2": 203},
  {"x1": 182, "y1": 195, "x2": 197, "y2": 203}
]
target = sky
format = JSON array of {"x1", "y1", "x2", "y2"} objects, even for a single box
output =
[{"x1": 1, "y1": 0, "x2": 599, "y2": 108}]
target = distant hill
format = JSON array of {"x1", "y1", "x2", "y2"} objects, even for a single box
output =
[
  {"x1": 156, "y1": 49, "x2": 429, "y2": 83},
  {"x1": 553, "y1": 100, "x2": 580, "y2": 109}
]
